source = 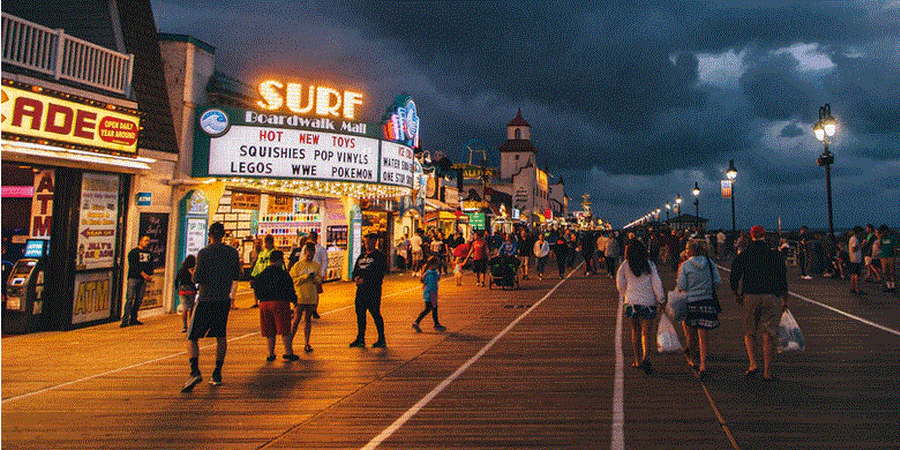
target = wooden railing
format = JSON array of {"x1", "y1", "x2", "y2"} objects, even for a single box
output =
[{"x1": 2, "y1": 12, "x2": 133, "y2": 96}]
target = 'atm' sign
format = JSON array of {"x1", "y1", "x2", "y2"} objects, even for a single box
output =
[{"x1": 1, "y1": 86, "x2": 140, "y2": 154}]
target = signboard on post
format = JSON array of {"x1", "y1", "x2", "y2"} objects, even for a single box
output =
[
  {"x1": 77, "y1": 173, "x2": 119, "y2": 271},
  {"x1": 721, "y1": 180, "x2": 733, "y2": 199}
]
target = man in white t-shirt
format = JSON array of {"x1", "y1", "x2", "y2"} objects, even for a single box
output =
[{"x1": 409, "y1": 229, "x2": 424, "y2": 273}]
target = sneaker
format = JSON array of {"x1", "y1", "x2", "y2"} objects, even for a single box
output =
[
  {"x1": 801, "y1": 275, "x2": 813, "y2": 280},
  {"x1": 412, "y1": 323, "x2": 422, "y2": 333},
  {"x1": 131, "y1": 320, "x2": 144, "y2": 326},
  {"x1": 312, "y1": 311, "x2": 321, "y2": 319},
  {"x1": 266, "y1": 354, "x2": 276, "y2": 362},
  {"x1": 434, "y1": 324, "x2": 447, "y2": 332},
  {"x1": 181, "y1": 326, "x2": 187, "y2": 333},
  {"x1": 371, "y1": 341, "x2": 386, "y2": 348},
  {"x1": 209, "y1": 370, "x2": 222, "y2": 386},
  {"x1": 304, "y1": 344, "x2": 314, "y2": 353},
  {"x1": 349, "y1": 340, "x2": 365, "y2": 348},
  {"x1": 119, "y1": 322, "x2": 128, "y2": 328},
  {"x1": 282, "y1": 354, "x2": 299, "y2": 361},
  {"x1": 181, "y1": 373, "x2": 202, "y2": 392}
]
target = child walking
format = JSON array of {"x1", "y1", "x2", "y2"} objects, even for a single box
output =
[
  {"x1": 413, "y1": 257, "x2": 446, "y2": 332},
  {"x1": 175, "y1": 255, "x2": 197, "y2": 333}
]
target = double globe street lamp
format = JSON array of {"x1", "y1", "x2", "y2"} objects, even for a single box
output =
[
  {"x1": 813, "y1": 103, "x2": 837, "y2": 239},
  {"x1": 726, "y1": 160, "x2": 737, "y2": 236}
]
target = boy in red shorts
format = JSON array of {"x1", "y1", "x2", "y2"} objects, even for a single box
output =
[{"x1": 251, "y1": 250, "x2": 300, "y2": 362}]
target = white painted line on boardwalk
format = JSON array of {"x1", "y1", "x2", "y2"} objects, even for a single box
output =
[
  {"x1": 716, "y1": 264, "x2": 900, "y2": 337},
  {"x1": 360, "y1": 266, "x2": 581, "y2": 450},
  {"x1": 2, "y1": 281, "x2": 427, "y2": 404},
  {"x1": 611, "y1": 296, "x2": 625, "y2": 450}
]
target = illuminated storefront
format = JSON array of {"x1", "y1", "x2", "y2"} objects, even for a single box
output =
[
  {"x1": 1, "y1": 79, "x2": 147, "y2": 332},
  {"x1": 187, "y1": 87, "x2": 416, "y2": 280}
]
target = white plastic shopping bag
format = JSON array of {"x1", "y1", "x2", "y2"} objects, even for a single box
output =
[
  {"x1": 776, "y1": 309, "x2": 805, "y2": 353},
  {"x1": 656, "y1": 313, "x2": 682, "y2": 353}
]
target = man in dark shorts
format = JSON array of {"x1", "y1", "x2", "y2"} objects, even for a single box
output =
[{"x1": 182, "y1": 222, "x2": 242, "y2": 392}]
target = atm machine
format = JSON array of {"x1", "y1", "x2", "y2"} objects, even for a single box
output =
[{"x1": 4, "y1": 239, "x2": 48, "y2": 334}]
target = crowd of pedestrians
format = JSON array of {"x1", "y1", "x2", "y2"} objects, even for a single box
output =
[{"x1": 160, "y1": 219, "x2": 897, "y2": 392}]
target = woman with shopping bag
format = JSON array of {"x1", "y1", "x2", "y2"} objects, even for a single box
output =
[
  {"x1": 616, "y1": 240, "x2": 665, "y2": 374},
  {"x1": 676, "y1": 240, "x2": 721, "y2": 378}
]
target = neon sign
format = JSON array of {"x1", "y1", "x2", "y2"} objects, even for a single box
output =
[
  {"x1": 381, "y1": 94, "x2": 420, "y2": 149},
  {"x1": 257, "y1": 80, "x2": 363, "y2": 120}
]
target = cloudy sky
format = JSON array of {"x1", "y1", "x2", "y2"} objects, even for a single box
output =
[{"x1": 152, "y1": 0, "x2": 900, "y2": 231}]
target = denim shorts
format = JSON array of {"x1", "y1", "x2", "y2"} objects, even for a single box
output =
[{"x1": 625, "y1": 304, "x2": 657, "y2": 320}]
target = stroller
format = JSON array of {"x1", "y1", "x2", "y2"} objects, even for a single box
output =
[{"x1": 488, "y1": 255, "x2": 519, "y2": 290}]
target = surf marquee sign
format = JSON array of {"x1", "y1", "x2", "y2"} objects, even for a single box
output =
[{"x1": 193, "y1": 106, "x2": 414, "y2": 188}]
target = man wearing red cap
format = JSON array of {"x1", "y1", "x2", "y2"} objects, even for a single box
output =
[{"x1": 730, "y1": 225, "x2": 788, "y2": 381}]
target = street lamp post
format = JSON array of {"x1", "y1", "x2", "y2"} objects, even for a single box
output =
[
  {"x1": 726, "y1": 160, "x2": 737, "y2": 236},
  {"x1": 665, "y1": 203, "x2": 671, "y2": 222},
  {"x1": 814, "y1": 104, "x2": 837, "y2": 240},
  {"x1": 692, "y1": 182, "x2": 700, "y2": 231}
]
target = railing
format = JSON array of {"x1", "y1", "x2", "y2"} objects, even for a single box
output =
[{"x1": 2, "y1": 13, "x2": 133, "y2": 96}]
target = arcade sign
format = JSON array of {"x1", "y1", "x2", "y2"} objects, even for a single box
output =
[{"x1": 1, "y1": 85, "x2": 140, "y2": 154}]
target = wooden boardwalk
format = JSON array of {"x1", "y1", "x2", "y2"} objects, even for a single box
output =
[{"x1": 3, "y1": 260, "x2": 899, "y2": 449}]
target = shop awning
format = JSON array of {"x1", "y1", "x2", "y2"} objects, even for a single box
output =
[
  {"x1": 424, "y1": 198, "x2": 456, "y2": 211},
  {"x1": 2, "y1": 142, "x2": 154, "y2": 174}
]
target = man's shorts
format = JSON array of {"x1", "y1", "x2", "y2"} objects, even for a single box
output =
[
  {"x1": 188, "y1": 300, "x2": 231, "y2": 340},
  {"x1": 259, "y1": 301, "x2": 292, "y2": 337},
  {"x1": 473, "y1": 259, "x2": 487, "y2": 274},
  {"x1": 742, "y1": 294, "x2": 778, "y2": 338}
]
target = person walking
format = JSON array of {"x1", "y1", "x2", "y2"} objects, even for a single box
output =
[
  {"x1": 290, "y1": 242, "x2": 322, "y2": 353},
  {"x1": 467, "y1": 231, "x2": 489, "y2": 286},
  {"x1": 520, "y1": 228, "x2": 534, "y2": 280},
  {"x1": 580, "y1": 230, "x2": 596, "y2": 275},
  {"x1": 533, "y1": 233, "x2": 550, "y2": 280},
  {"x1": 605, "y1": 233, "x2": 620, "y2": 279},
  {"x1": 730, "y1": 225, "x2": 788, "y2": 381},
  {"x1": 175, "y1": 255, "x2": 197, "y2": 333},
  {"x1": 249, "y1": 234, "x2": 276, "y2": 307},
  {"x1": 349, "y1": 233, "x2": 388, "y2": 348},
  {"x1": 848, "y1": 226, "x2": 866, "y2": 294},
  {"x1": 409, "y1": 229, "x2": 424, "y2": 274},
  {"x1": 251, "y1": 250, "x2": 299, "y2": 362},
  {"x1": 307, "y1": 231, "x2": 328, "y2": 319},
  {"x1": 552, "y1": 231, "x2": 569, "y2": 278},
  {"x1": 182, "y1": 222, "x2": 241, "y2": 392},
  {"x1": 121, "y1": 235, "x2": 153, "y2": 327},
  {"x1": 616, "y1": 240, "x2": 665, "y2": 374},
  {"x1": 451, "y1": 239, "x2": 470, "y2": 286},
  {"x1": 798, "y1": 226, "x2": 812, "y2": 279},
  {"x1": 412, "y1": 257, "x2": 446, "y2": 333},
  {"x1": 877, "y1": 225, "x2": 896, "y2": 293},
  {"x1": 676, "y1": 240, "x2": 721, "y2": 378}
]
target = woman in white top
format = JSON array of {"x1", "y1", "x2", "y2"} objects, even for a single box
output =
[
  {"x1": 616, "y1": 240, "x2": 665, "y2": 373},
  {"x1": 533, "y1": 233, "x2": 551, "y2": 280}
]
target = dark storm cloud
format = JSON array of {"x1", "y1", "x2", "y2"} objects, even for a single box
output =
[
  {"x1": 152, "y1": 0, "x2": 900, "y2": 228},
  {"x1": 739, "y1": 51, "x2": 820, "y2": 121},
  {"x1": 780, "y1": 123, "x2": 804, "y2": 138}
]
